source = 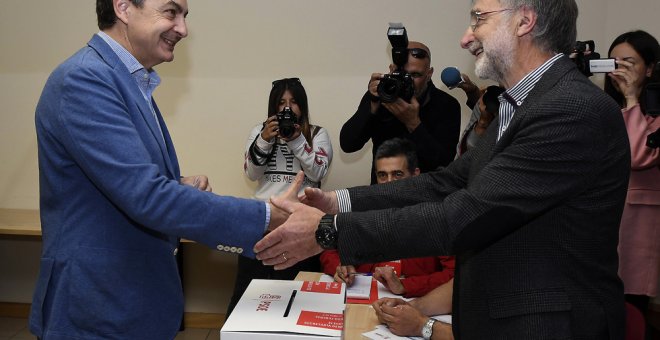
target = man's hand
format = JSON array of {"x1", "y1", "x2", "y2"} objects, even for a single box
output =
[
  {"x1": 299, "y1": 187, "x2": 339, "y2": 215},
  {"x1": 255, "y1": 184, "x2": 326, "y2": 269},
  {"x1": 181, "y1": 175, "x2": 212, "y2": 192},
  {"x1": 266, "y1": 171, "x2": 306, "y2": 232},
  {"x1": 373, "y1": 266, "x2": 406, "y2": 295},
  {"x1": 334, "y1": 265, "x2": 357, "y2": 286},
  {"x1": 373, "y1": 298, "x2": 427, "y2": 337},
  {"x1": 382, "y1": 96, "x2": 421, "y2": 132}
]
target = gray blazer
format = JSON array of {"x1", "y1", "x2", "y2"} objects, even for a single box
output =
[{"x1": 338, "y1": 57, "x2": 630, "y2": 339}]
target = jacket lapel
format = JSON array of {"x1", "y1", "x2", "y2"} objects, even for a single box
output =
[{"x1": 88, "y1": 35, "x2": 177, "y2": 179}]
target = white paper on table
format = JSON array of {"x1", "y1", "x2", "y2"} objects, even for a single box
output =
[{"x1": 362, "y1": 315, "x2": 452, "y2": 340}]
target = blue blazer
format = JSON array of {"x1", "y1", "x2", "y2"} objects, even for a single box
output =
[{"x1": 30, "y1": 34, "x2": 266, "y2": 339}]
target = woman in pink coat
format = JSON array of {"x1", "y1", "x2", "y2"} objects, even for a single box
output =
[{"x1": 604, "y1": 30, "x2": 660, "y2": 320}]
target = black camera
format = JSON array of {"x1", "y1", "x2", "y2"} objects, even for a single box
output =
[
  {"x1": 377, "y1": 23, "x2": 415, "y2": 103},
  {"x1": 276, "y1": 106, "x2": 298, "y2": 138},
  {"x1": 572, "y1": 40, "x2": 602, "y2": 77}
]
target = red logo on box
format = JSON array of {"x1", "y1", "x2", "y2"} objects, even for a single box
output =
[
  {"x1": 296, "y1": 310, "x2": 343, "y2": 330},
  {"x1": 300, "y1": 281, "x2": 342, "y2": 294}
]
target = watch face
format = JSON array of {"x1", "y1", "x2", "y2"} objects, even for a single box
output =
[{"x1": 315, "y1": 219, "x2": 337, "y2": 250}]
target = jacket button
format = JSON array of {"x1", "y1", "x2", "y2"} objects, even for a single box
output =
[
  {"x1": 216, "y1": 244, "x2": 224, "y2": 251},
  {"x1": 230, "y1": 247, "x2": 237, "y2": 253},
  {"x1": 237, "y1": 248, "x2": 243, "y2": 254},
  {"x1": 173, "y1": 248, "x2": 178, "y2": 256}
]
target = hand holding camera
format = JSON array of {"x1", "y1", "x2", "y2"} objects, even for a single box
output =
[
  {"x1": 261, "y1": 107, "x2": 300, "y2": 142},
  {"x1": 608, "y1": 59, "x2": 645, "y2": 109}
]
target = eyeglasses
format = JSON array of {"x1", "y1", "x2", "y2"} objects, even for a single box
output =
[
  {"x1": 272, "y1": 77, "x2": 301, "y2": 87},
  {"x1": 470, "y1": 8, "x2": 512, "y2": 31},
  {"x1": 408, "y1": 48, "x2": 429, "y2": 59}
]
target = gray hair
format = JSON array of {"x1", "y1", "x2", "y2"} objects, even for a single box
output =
[{"x1": 498, "y1": 0, "x2": 578, "y2": 54}]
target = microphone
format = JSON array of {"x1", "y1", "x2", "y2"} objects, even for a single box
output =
[{"x1": 440, "y1": 67, "x2": 464, "y2": 89}]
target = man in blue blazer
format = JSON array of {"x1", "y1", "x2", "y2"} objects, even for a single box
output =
[
  {"x1": 255, "y1": 0, "x2": 631, "y2": 338},
  {"x1": 30, "y1": 0, "x2": 287, "y2": 338}
]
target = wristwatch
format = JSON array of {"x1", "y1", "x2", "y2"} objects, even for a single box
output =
[
  {"x1": 421, "y1": 318, "x2": 435, "y2": 340},
  {"x1": 315, "y1": 214, "x2": 337, "y2": 249}
]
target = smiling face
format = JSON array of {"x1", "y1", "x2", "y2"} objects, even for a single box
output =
[
  {"x1": 461, "y1": 0, "x2": 516, "y2": 84},
  {"x1": 121, "y1": 0, "x2": 189, "y2": 69}
]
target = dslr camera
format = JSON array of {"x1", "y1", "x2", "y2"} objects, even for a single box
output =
[
  {"x1": 377, "y1": 23, "x2": 415, "y2": 103},
  {"x1": 571, "y1": 40, "x2": 617, "y2": 77},
  {"x1": 276, "y1": 106, "x2": 298, "y2": 139}
]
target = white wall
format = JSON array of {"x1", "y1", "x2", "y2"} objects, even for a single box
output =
[{"x1": 1, "y1": 0, "x2": 659, "y2": 314}]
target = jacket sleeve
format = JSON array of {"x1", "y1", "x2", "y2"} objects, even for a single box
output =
[
  {"x1": 622, "y1": 105, "x2": 660, "y2": 169},
  {"x1": 43, "y1": 58, "x2": 266, "y2": 257},
  {"x1": 320, "y1": 250, "x2": 341, "y2": 275},
  {"x1": 340, "y1": 92, "x2": 376, "y2": 153},
  {"x1": 244, "y1": 124, "x2": 273, "y2": 181},
  {"x1": 336, "y1": 79, "x2": 629, "y2": 265},
  {"x1": 409, "y1": 92, "x2": 462, "y2": 169},
  {"x1": 401, "y1": 256, "x2": 455, "y2": 298},
  {"x1": 288, "y1": 126, "x2": 333, "y2": 182}
]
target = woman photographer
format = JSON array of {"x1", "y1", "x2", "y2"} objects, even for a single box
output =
[
  {"x1": 226, "y1": 77, "x2": 333, "y2": 317},
  {"x1": 604, "y1": 30, "x2": 660, "y2": 322}
]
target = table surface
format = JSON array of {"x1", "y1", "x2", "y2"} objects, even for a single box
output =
[
  {"x1": 0, "y1": 209, "x2": 41, "y2": 236},
  {"x1": 294, "y1": 271, "x2": 380, "y2": 339}
]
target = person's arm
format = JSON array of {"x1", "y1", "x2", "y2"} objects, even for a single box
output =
[
  {"x1": 400, "y1": 256, "x2": 455, "y2": 297},
  {"x1": 336, "y1": 85, "x2": 622, "y2": 265},
  {"x1": 456, "y1": 73, "x2": 482, "y2": 109},
  {"x1": 621, "y1": 105, "x2": 660, "y2": 169},
  {"x1": 244, "y1": 124, "x2": 272, "y2": 181},
  {"x1": 288, "y1": 126, "x2": 333, "y2": 182},
  {"x1": 408, "y1": 91, "x2": 462, "y2": 170},
  {"x1": 48, "y1": 62, "x2": 267, "y2": 256},
  {"x1": 339, "y1": 92, "x2": 379, "y2": 153},
  {"x1": 319, "y1": 250, "x2": 341, "y2": 276},
  {"x1": 408, "y1": 278, "x2": 454, "y2": 316}
]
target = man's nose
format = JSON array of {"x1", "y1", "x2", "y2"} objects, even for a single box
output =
[{"x1": 460, "y1": 27, "x2": 474, "y2": 50}]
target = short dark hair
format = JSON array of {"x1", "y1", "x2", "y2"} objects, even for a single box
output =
[
  {"x1": 97, "y1": 0, "x2": 145, "y2": 30},
  {"x1": 604, "y1": 30, "x2": 660, "y2": 113},
  {"x1": 482, "y1": 85, "x2": 505, "y2": 115},
  {"x1": 374, "y1": 138, "x2": 418, "y2": 174}
]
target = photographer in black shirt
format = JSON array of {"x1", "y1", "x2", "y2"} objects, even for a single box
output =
[{"x1": 340, "y1": 39, "x2": 461, "y2": 184}]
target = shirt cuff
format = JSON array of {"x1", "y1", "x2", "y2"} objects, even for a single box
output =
[
  {"x1": 335, "y1": 189, "x2": 352, "y2": 213},
  {"x1": 264, "y1": 201, "x2": 271, "y2": 232}
]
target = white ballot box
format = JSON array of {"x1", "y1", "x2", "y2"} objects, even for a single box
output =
[{"x1": 221, "y1": 279, "x2": 346, "y2": 340}]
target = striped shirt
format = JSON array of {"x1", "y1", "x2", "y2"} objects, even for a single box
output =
[
  {"x1": 497, "y1": 53, "x2": 564, "y2": 141},
  {"x1": 97, "y1": 31, "x2": 165, "y2": 143}
]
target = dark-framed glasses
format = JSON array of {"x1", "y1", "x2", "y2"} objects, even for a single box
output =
[
  {"x1": 408, "y1": 48, "x2": 429, "y2": 59},
  {"x1": 470, "y1": 8, "x2": 512, "y2": 31},
  {"x1": 272, "y1": 77, "x2": 301, "y2": 87}
]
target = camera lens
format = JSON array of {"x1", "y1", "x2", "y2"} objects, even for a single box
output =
[
  {"x1": 377, "y1": 75, "x2": 402, "y2": 103},
  {"x1": 276, "y1": 107, "x2": 297, "y2": 138}
]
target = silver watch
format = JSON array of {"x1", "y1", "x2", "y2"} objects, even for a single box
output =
[{"x1": 421, "y1": 318, "x2": 435, "y2": 340}]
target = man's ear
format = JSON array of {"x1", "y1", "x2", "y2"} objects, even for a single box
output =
[
  {"x1": 114, "y1": 0, "x2": 130, "y2": 24},
  {"x1": 516, "y1": 6, "x2": 537, "y2": 37},
  {"x1": 389, "y1": 64, "x2": 396, "y2": 73}
]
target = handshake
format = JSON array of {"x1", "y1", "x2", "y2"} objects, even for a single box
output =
[{"x1": 254, "y1": 171, "x2": 336, "y2": 269}]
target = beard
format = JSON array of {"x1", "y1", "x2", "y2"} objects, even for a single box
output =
[{"x1": 473, "y1": 23, "x2": 515, "y2": 84}]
